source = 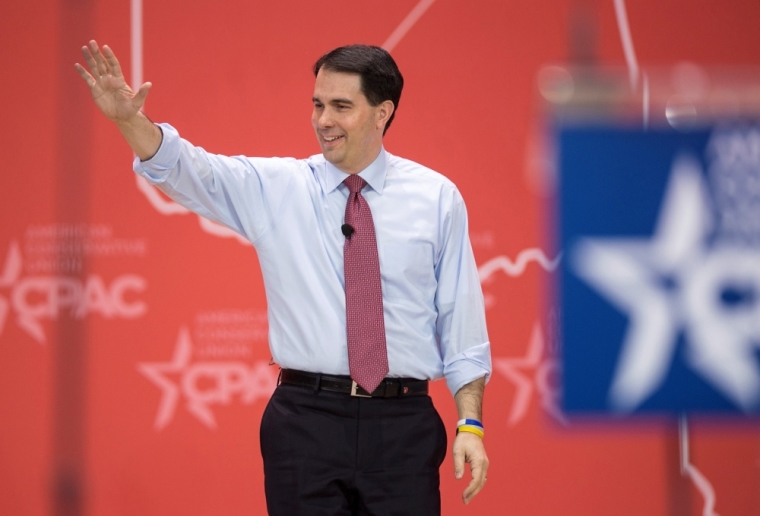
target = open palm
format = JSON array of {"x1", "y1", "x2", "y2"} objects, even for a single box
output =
[{"x1": 75, "y1": 40, "x2": 151, "y2": 122}]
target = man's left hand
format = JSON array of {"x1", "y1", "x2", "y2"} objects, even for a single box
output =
[{"x1": 452, "y1": 431, "x2": 489, "y2": 504}]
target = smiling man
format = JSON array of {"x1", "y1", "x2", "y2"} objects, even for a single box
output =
[
  {"x1": 312, "y1": 70, "x2": 389, "y2": 174},
  {"x1": 76, "y1": 41, "x2": 491, "y2": 515}
]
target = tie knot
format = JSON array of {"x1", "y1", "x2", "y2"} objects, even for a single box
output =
[{"x1": 343, "y1": 175, "x2": 367, "y2": 194}]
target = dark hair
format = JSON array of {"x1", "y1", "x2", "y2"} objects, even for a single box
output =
[{"x1": 313, "y1": 45, "x2": 404, "y2": 135}]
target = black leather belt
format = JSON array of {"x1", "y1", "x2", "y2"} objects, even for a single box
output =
[{"x1": 279, "y1": 369, "x2": 428, "y2": 398}]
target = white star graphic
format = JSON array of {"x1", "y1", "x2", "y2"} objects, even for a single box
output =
[
  {"x1": 571, "y1": 154, "x2": 760, "y2": 412},
  {"x1": 137, "y1": 327, "x2": 199, "y2": 430},
  {"x1": 493, "y1": 321, "x2": 566, "y2": 426},
  {"x1": 0, "y1": 242, "x2": 21, "y2": 337},
  {"x1": 0, "y1": 241, "x2": 45, "y2": 343}
]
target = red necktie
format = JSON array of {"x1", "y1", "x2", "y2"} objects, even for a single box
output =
[{"x1": 343, "y1": 175, "x2": 388, "y2": 393}]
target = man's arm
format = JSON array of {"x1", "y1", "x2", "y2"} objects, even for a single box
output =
[
  {"x1": 452, "y1": 376, "x2": 489, "y2": 505},
  {"x1": 431, "y1": 186, "x2": 492, "y2": 504},
  {"x1": 74, "y1": 40, "x2": 296, "y2": 243},
  {"x1": 75, "y1": 40, "x2": 162, "y2": 160}
]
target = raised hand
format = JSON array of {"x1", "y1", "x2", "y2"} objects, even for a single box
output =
[
  {"x1": 75, "y1": 40, "x2": 151, "y2": 123},
  {"x1": 74, "y1": 40, "x2": 161, "y2": 160}
]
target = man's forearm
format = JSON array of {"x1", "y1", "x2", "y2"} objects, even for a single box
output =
[
  {"x1": 454, "y1": 376, "x2": 485, "y2": 420},
  {"x1": 115, "y1": 112, "x2": 163, "y2": 161}
]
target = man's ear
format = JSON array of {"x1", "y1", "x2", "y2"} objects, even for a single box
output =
[{"x1": 376, "y1": 100, "x2": 395, "y2": 130}]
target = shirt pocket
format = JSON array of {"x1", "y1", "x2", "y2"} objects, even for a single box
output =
[{"x1": 380, "y1": 243, "x2": 436, "y2": 301}]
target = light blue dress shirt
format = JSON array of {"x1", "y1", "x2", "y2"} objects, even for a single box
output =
[{"x1": 134, "y1": 124, "x2": 491, "y2": 396}]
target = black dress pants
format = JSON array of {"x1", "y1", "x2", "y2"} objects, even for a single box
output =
[{"x1": 260, "y1": 383, "x2": 448, "y2": 516}]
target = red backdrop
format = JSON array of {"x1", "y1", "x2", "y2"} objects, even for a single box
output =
[{"x1": 2, "y1": 1, "x2": 760, "y2": 515}]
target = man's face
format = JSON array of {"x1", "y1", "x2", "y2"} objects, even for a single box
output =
[{"x1": 312, "y1": 68, "x2": 388, "y2": 175}]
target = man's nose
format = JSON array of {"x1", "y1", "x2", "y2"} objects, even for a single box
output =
[{"x1": 317, "y1": 109, "x2": 334, "y2": 128}]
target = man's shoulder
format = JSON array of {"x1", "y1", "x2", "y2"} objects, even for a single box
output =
[
  {"x1": 304, "y1": 153, "x2": 327, "y2": 167},
  {"x1": 244, "y1": 154, "x2": 312, "y2": 169},
  {"x1": 386, "y1": 153, "x2": 457, "y2": 190},
  {"x1": 234, "y1": 154, "x2": 317, "y2": 181}
]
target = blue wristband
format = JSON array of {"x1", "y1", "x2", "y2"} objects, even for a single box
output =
[{"x1": 456, "y1": 418, "x2": 483, "y2": 429}]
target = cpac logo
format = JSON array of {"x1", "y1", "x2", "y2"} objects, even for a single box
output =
[
  {"x1": 138, "y1": 327, "x2": 277, "y2": 430},
  {"x1": 0, "y1": 241, "x2": 147, "y2": 344},
  {"x1": 572, "y1": 154, "x2": 760, "y2": 412}
]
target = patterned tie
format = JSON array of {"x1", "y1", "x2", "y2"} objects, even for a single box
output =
[{"x1": 343, "y1": 175, "x2": 389, "y2": 393}]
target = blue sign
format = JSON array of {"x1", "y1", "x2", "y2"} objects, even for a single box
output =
[{"x1": 560, "y1": 124, "x2": 760, "y2": 415}]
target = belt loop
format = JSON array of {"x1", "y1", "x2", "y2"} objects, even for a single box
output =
[
  {"x1": 313, "y1": 373, "x2": 322, "y2": 394},
  {"x1": 397, "y1": 378, "x2": 405, "y2": 398},
  {"x1": 277, "y1": 368, "x2": 283, "y2": 386}
]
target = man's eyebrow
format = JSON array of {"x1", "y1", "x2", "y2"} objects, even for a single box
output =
[{"x1": 312, "y1": 96, "x2": 354, "y2": 105}]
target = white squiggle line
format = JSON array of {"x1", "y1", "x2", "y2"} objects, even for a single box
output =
[
  {"x1": 130, "y1": 0, "x2": 142, "y2": 90},
  {"x1": 643, "y1": 72, "x2": 650, "y2": 129},
  {"x1": 130, "y1": 5, "x2": 251, "y2": 246},
  {"x1": 382, "y1": 0, "x2": 437, "y2": 52},
  {"x1": 613, "y1": 0, "x2": 639, "y2": 91},
  {"x1": 684, "y1": 466, "x2": 720, "y2": 516},
  {"x1": 680, "y1": 416, "x2": 720, "y2": 516},
  {"x1": 478, "y1": 249, "x2": 562, "y2": 282}
]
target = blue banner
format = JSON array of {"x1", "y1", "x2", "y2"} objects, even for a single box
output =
[{"x1": 560, "y1": 124, "x2": 760, "y2": 415}]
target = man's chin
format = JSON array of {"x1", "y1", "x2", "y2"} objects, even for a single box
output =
[{"x1": 322, "y1": 150, "x2": 344, "y2": 166}]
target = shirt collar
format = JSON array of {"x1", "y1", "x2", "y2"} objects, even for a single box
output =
[{"x1": 323, "y1": 148, "x2": 387, "y2": 195}]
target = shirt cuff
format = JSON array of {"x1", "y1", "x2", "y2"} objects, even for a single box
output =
[
  {"x1": 132, "y1": 123, "x2": 180, "y2": 184},
  {"x1": 443, "y1": 341, "x2": 492, "y2": 397}
]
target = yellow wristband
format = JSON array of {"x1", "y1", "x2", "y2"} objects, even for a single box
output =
[{"x1": 456, "y1": 425, "x2": 484, "y2": 439}]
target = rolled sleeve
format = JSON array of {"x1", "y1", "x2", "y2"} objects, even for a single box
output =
[
  {"x1": 133, "y1": 123, "x2": 181, "y2": 184},
  {"x1": 443, "y1": 341, "x2": 492, "y2": 396},
  {"x1": 435, "y1": 187, "x2": 492, "y2": 397}
]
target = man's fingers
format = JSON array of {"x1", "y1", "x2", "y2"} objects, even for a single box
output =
[
  {"x1": 133, "y1": 82, "x2": 152, "y2": 109},
  {"x1": 102, "y1": 45, "x2": 123, "y2": 77},
  {"x1": 452, "y1": 443, "x2": 465, "y2": 480},
  {"x1": 74, "y1": 63, "x2": 96, "y2": 87},
  {"x1": 88, "y1": 40, "x2": 108, "y2": 76},
  {"x1": 462, "y1": 477, "x2": 485, "y2": 504},
  {"x1": 462, "y1": 463, "x2": 487, "y2": 504},
  {"x1": 81, "y1": 46, "x2": 101, "y2": 78}
]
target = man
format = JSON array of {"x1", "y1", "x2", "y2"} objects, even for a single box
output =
[{"x1": 76, "y1": 40, "x2": 491, "y2": 515}]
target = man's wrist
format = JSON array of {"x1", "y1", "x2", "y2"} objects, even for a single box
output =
[
  {"x1": 456, "y1": 418, "x2": 484, "y2": 439},
  {"x1": 116, "y1": 113, "x2": 163, "y2": 161}
]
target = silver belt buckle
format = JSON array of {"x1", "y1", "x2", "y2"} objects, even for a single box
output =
[{"x1": 350, "y1": 380, "x2": 372, "y2": 398}]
